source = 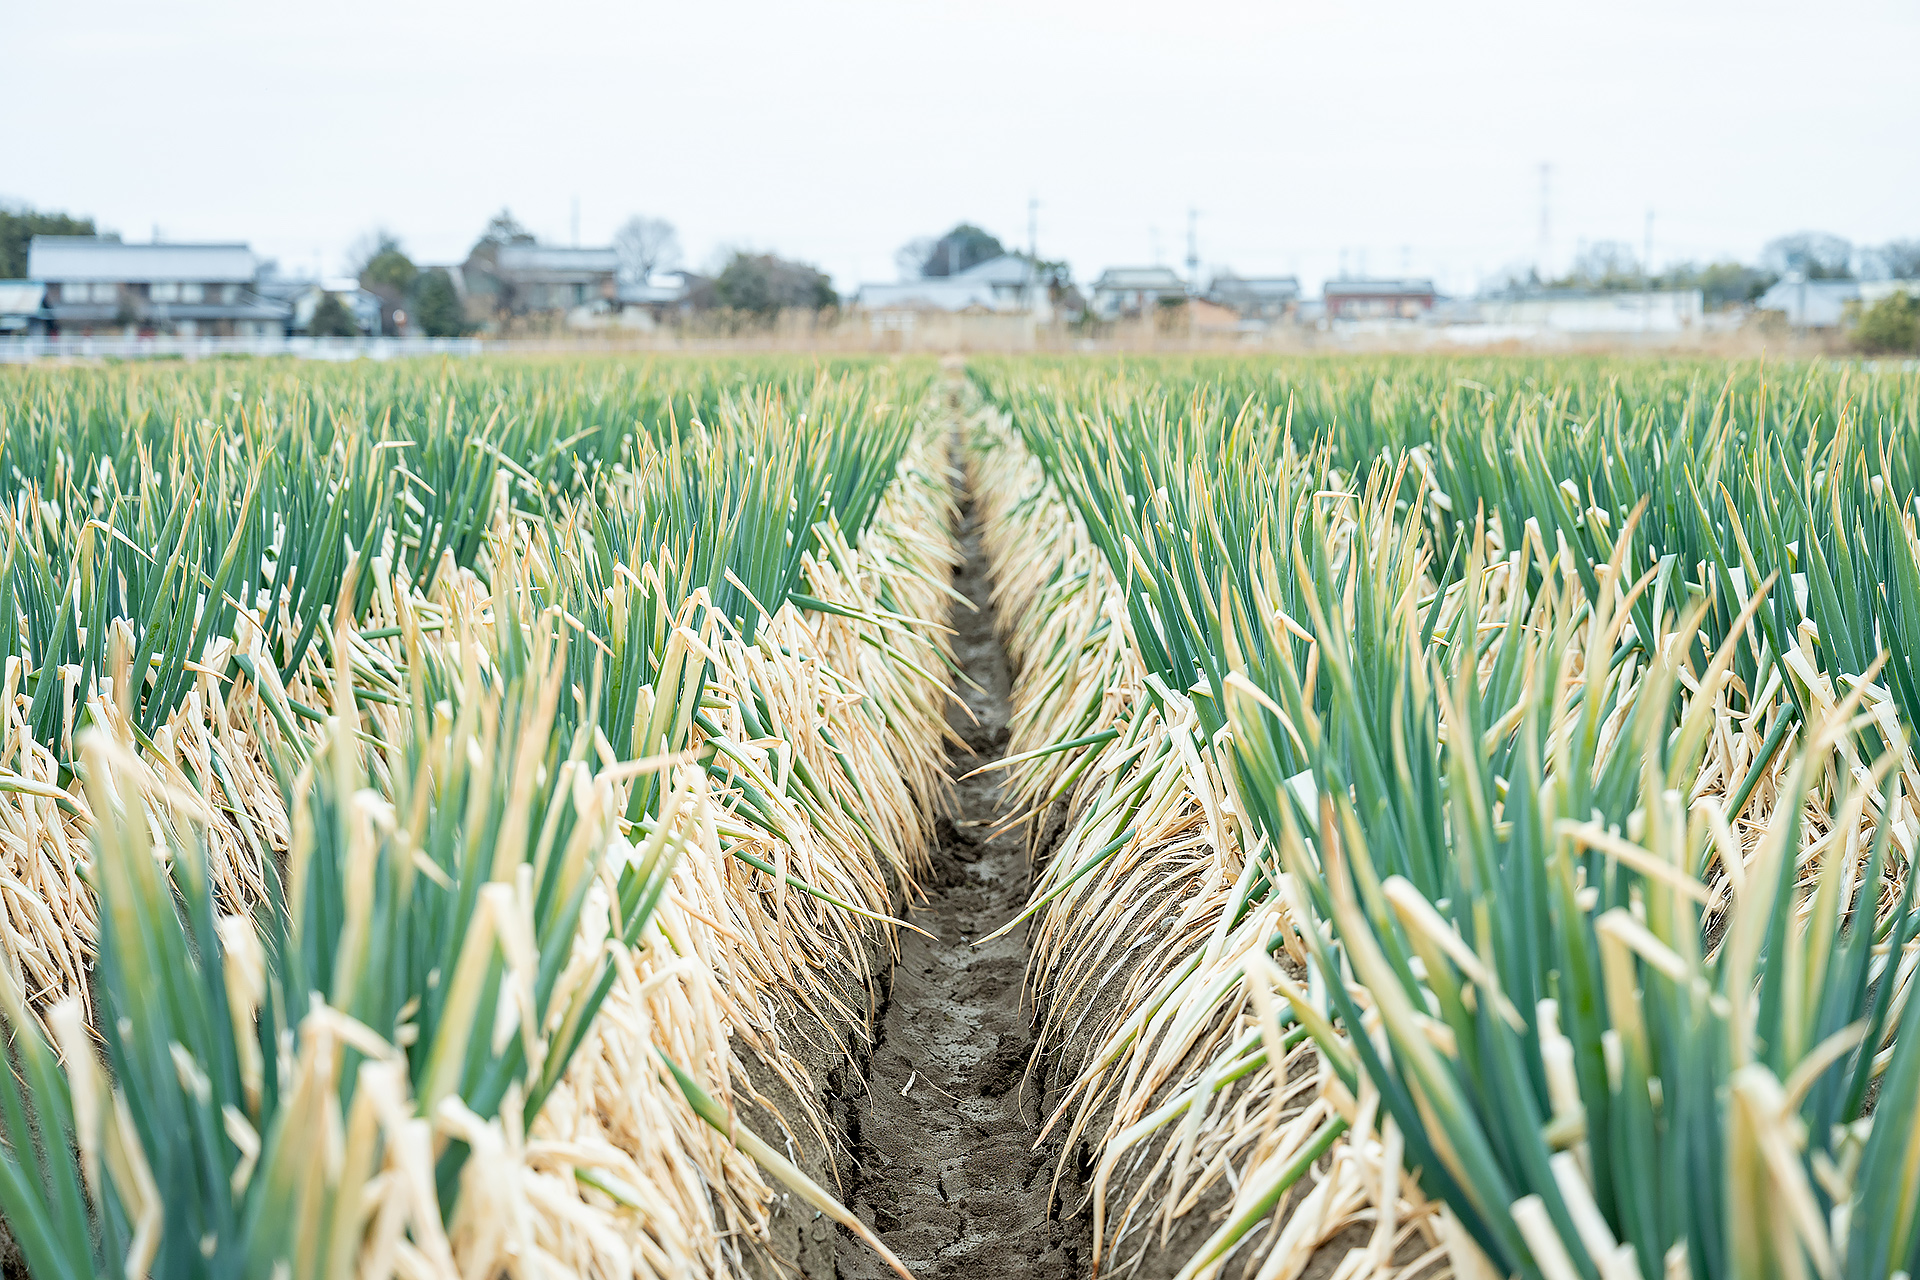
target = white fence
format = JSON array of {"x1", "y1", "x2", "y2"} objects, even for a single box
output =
[{"x1": 0, "y1": 335, "x2": 486, "y2": 363}]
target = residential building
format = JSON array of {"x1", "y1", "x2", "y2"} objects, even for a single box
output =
[
  {"x1": 0, "y1": 281, "x2": 48, "y2": 334},
  {"x1": 461, "y1": 240, "x2": 619, "y2": 323},
  {"x1": 612, "y1": 273, "x2": 697, "y2": 328},
  {"x1": 1754, "y1": 275, "x2": 1859, "y2": 328},
  {"x1": 1089, "y1": 266, "x2": 1186, "y2": 320},
  {"x1": 855, "y1": 255, "x2": 1051, "y2": 318},
  {"x1": 1207, "y1": 273, "x2": 1301, "y2": 321},
  {"x1": 302, "y1": 281, "x2": 381, "y2": 336},
  {"x1": 618, "y1": 277, "x2": 687, "y2": 308},
  {"x1": 250, "y1": 274, "x2": 384, "y2": 335},
  {"x1": 1474, "y1": 288, "x2": 1705, "y2": 334},
  {"x1": 1323, "y1": 278, "x2": 1438, "y2": 322},
  {"x1": 27, "y1": 237, "x2": 290, "y2": 337}
]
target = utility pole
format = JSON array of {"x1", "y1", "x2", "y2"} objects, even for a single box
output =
[
  {"x1": 571, "y1": 197, "x2": 580, "y2": 248},
  {"x1": 1186, "y1": 208, "x2": 1200, "y2": 297}
]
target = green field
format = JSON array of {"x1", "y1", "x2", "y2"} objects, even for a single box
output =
[
  {"x1": 973, "y1": 354, "x2": 1920, "y2": 1280},
  {"x1": 1, "y1": 353, "x2": 1917, "y2": 1280}
]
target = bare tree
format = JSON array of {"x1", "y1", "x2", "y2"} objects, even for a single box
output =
[
  {"x1": 615, "y1": 216, "x2": 680, "y2": 284},
  {"x1": 1568, "y1": 240, "x2": 1641, "y2": 287},
  {"x1": 1865, "y1": 240, "x2": 1920, "y2": 281},
  {"x1": 894, "y1": 237, "x2": 936, "y2": 280},
  {"x1": 477, "y1": 209, "x2": 535, "y2": 250},
  {"x1": 346, "y1": 226, "x2": 404, "y2": 277},
  {"x1": 1762, "y1": 231, "x2": 1854, "y2": 280}
]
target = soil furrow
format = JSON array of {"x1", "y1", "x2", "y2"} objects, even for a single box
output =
[{"x1": 834, "y1": 440, "x2": 1085, "y2": 1279}]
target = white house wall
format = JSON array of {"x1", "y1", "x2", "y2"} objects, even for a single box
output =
[{"x1": 1475, "y1": 291, "x2": 1704, "y2": 333}]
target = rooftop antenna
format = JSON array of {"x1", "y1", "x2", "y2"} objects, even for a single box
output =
[
  {"x1": 571, "y1": 196, "x2": 580, "y2": 248},
  {"x1": 1537, "y1": 162, "x2": 1552, "y2": 280},
  {"x1": 1185, "y1": 208, "x2": 1199, "y2": 294},
  {"x1": 1150, "y1": 225, "x2": 1163, "y2": 266}
]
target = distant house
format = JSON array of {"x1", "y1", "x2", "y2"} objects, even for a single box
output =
[
  {"x1": 613, "y1": 273, "x2": 695, "y2": 327},
  {"x1": 461, "y1": 240, "x2": 619, "y2": 323},
  {"x1": 1208, "y1": 273, "x2": 1300, "y2": 321},
  {"x1": 27, "y1": 237, "x2": 290, "y2": 337},
  {"x1": 0, "y1": 281, "x2": 48, "y2": 335},
  {"x1": 855, "y1": 256, "x2": 1050, "y2": 318},
  {"x1": 1090, "y1": 266, "x2": 1186, "y2": 320},
  {"x1": 250, "y1": 274, "x2": 384, "y2": 336},
  {"x1": 1474, "y1": 288, "x2": 1704, "y2": 334},
  {"x1": 1323, "y1": 278, "x2": 1438, "y2": 322},
  {"x1": 298, "y1": 282, "x2": 381, "y2": 336},
  {"x1": 618, "y1": 277, "x2": 686, "y2": 308},
  {"x1": 1754, "y1": 276, "x2": 1860, "y2": 328}
]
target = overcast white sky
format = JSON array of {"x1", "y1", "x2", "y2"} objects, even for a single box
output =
[{"x1": 8, "y1": 0, "x2": 1918, "y2": 296}]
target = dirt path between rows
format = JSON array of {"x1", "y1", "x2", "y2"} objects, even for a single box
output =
[{"x1": 834, "y1": 439, "x2": 1087, "y2": 1279}]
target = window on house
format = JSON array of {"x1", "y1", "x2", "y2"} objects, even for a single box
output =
[
  {"x1": 220, "y1": 284, "x2": 239, "y2": 304},
  {"x1": 152, "y1": 282, "x2": 180, "y2": 302},
  {"x1": 180, "y1": 283, "x2": 205, "y2": 303}
]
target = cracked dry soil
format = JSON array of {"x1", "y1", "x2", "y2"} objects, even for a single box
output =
[{"x1": 833, "y1": 449, "x2": 1087, "y2": 1279}]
